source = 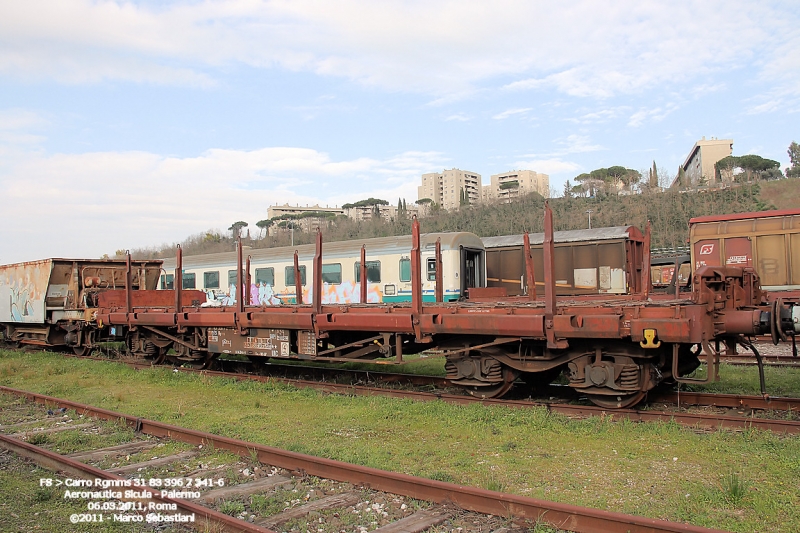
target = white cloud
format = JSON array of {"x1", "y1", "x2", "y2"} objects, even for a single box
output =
[
  {"x1": 492, "y1": 108, "x2": 532, "y2": 120},
  {"x1": 444, "y1": 113, "x2": 471, "y2": 122},
  {"x1": 627, "y1": 104, "x2": 679, "y2": 127},
  {"x1": 0, "y1": 146, "x2": 448, "y2": 263},
  {"x1": 555, "y1": 134, "x2": 603, "y2": 155},
  {"x1": 0, "y1": 1, "x2": 793, "y2": 100},
  {"x1": 511, "y1": 158, "x2": 582, "y2": 176}
]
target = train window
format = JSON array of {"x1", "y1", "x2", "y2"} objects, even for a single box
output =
[
  {"x1": 399, "y1": 258, "x2": 411, "y2": 282},
  {"x1": 255, "y1": 267, "x2": 274, "y2": 286},
  {"x1": 354, "y1": 261, "x2": 381, "y2": 283},
  {"x1": 204, "y1": 271, "x2": 220, "y2": 289},
  {"x1": 285, "y1": 265, "x2": 307, "y2": 286},
  {"x1": 322, "y1": 263, "x2": 342, "y2": 284},
  {"x1": 227, "y1": 269, "x2": 246, "y2": 287},
  {"x1": 182, "y1": 272, "x2": 196, "y2": 290},
  {"x1": 426, "y1": 258, "x2": 436, "y2": 281},
  {"x1": 160, "y1": 274, "x2": 174, "y2": 290}
]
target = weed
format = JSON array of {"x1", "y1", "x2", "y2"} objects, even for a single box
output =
[
  {"x1": 27, "y1": 433, "x2": 49, "y2": 445},
  {"x1": 250, "y1": 489, "x2": 296, "y2": 515},
  {"x1": 218, "y1": 499, "x2": 245, "y2": 516},
  {"x1": 721, "y1": 470, "x2": 750, "y2": 504},
  {"x1": 500, "y1": 441, "x2": 517, "y2": 452},
  {"x1": 427, "y1": 471, "x2": 455, "y2": 483},
  {"x1": 248, "y1": 447, "x2": 260, "y2": 465},
  {"x1": 485, "y1": 473, "x2": 506, "y2": 492},
  {"x1": 34, "y1": 488, "x2": 53, "y2": 502}
]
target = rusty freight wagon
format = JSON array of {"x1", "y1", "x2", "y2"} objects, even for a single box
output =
[
  {"x1": 482, "y1": 226, "x2": 647, "y2": 297},
  {"x1": 94, "y1": 206, "x2": 800, "y2": 408},
  {"x1": 689, "y1": 208, "x2": 800, "y2": 299},
  {"x1": 0, "y1": 258, "x2": 163, "y2": 353}
]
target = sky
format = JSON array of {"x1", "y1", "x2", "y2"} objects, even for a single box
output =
[{"x1": 2, "y1": 1, "x2": 799, "y2": 263}]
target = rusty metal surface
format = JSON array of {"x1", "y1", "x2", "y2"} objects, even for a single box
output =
[
  {"x1": 654, "y1": 390, "x2": 800, "y2": 412},
  {"x1": 0, "y1": 386, "x2": 730, "y2": 533},
  {"x1": 0, "y1": 432, "x2": 275, "y2": 533}
]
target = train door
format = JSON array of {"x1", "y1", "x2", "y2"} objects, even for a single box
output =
[
  {"x1": 460, "y1": 247, "x2": 484, "y2": 292},
  {"x1": 724, "y1": 237, "x2": 753, "y2": 268}
]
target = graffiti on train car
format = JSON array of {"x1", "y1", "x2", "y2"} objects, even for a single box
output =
[
  {"x1": 0, "y1": 260, "x2": 52, "y2": 324},
  {"x1": 205, "y1": 281, "x2": 384, "y2": 306}
]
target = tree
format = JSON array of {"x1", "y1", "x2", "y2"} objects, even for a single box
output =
[
  {"x1": 459, "y1": 187, "x2": 469, "y2": 206},
  {"x1": 650, "y1": 161, "x2": 658, "y2": 188},
  {"x1": 787, "y1": 141, "x2": 800, "y2": 178},
  {"x1": 256, "y1": 219, "x2": 273, "y2": 239},
  {"x1": 563, "y1": 179, "x2": 574, "y2": 199},
  {"x1": 228, "y1": 221, "x2": 248, "y2": 239}
]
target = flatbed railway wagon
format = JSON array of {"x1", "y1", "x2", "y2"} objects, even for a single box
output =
[
  {"x1": 689, "y1": 208, "x2": 800, "y2": 301},
  {"x1": 0, "y1": 258, "x2": 163, "y2": 353},
  {"x1": 482, "y1": 226, "x2": 647, "y2": 297},
  {"x1": 160, "y1": 232, "x2": 486, "y2": 305},
  {"x1": 93, "y1": 207, "x2": 800, "y2": 408}
]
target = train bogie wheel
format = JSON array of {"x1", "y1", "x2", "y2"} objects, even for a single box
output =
[
  {"x1": 464, "y1": 367, "x2": 519, "y2": 399},
  {"x1": 72, "y1": 346, "x2": 91, "y2": 356},
  {"x1": 585, "y1": 391, "x2": 646, "y2": 409}
]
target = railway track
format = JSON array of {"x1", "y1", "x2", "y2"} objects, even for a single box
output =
[
  {"x1": 0, "y1": 387, "x2": 733, "y2": 533},
  {"x1": 20, "y1": 349, "x2": 800, "y2": 434}
]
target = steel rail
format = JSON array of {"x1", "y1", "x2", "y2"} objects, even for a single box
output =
[
  {"x1": 654, "y1": 390, "x2": 800, "y2": 412},
  {"x1": 56, "y1": 355, "x2": 800, "y2": 434},
  {"x1": 0, "y1": 432, "x2": 275, "y2": 533},
  {"x1": 0, "y1": 386, "x2": 728, "y2": 533}
]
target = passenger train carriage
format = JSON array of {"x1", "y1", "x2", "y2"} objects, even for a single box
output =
[{"x1": 161, "y1": 232, "x2": 485, "y2": 305}]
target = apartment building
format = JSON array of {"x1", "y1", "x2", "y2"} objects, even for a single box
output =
[
  {"x1": 484, "y1": 170, "x2": 549, "y2": 202},
  {"x1": 672, "y1": 137, "x2": 734, "y2": 187},
  {"x1": 344, "y1": 203, "x2": 420, "y2": 222},
  {"x1": 418, "y1": 168, "x2": 482, "y2": 210}
]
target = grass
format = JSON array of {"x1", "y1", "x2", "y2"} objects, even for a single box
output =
[
  {"x1": 1, "y1": 349, "x2": 800, "y2": 532},
  {"x1": 686, "y1": 363, "x2": 800, "y2": 397}
]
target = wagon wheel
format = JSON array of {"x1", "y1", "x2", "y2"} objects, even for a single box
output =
[
  {"x1": 72, "y1": 346, "x2": 91, "y2": 356},
  {"x1": 185, "y1": 352, "x2": 216, "y2": 370},
  {"x1": 464, "y1": 366, "x2": 518, "y2": 399},
  {"x1": 147, "y1": 346, "x2": 167, "y2": 365},
  {"x1": 585, "y1": 391, "x2": 646, "y2": 409}
]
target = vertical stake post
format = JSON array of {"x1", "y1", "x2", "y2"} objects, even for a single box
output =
[
  {"x1": 544, "y1": 202, "x2": 566, "y2": 349},
  {"x1": 125, "y1": 251, "x2": 132, "y2": 324},
  {"x1": 293, "y1": 251, "x2": 303, "y2": 304},
  {"x1": 360, "y1": 245, "x2": 367, "y2": 304},
  {"x1": 411, "y1": 216, "x2": 422, "y2": 316},
  {"x1": 313, "y1": 229, "x2": 322, "y2": 314},
  {"x1": 641, "y1": 221, "x2": 652, "y2": 300},
  {"x1": 175, "y1": 245, "x2": 183, "y2": 327},
  {"x1": 524, "y1": 231, "x2": 536, "y2": 299},
  {"x1": 435, "y1": 238, "x2": 443, "y2": 303},
  {"x1": 236, "y1": 237, "x2": 244, "y2": 315}
]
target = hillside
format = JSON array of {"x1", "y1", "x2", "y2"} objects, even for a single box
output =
[{"x1": 130, "y1": 181, "x2": 796, "y2": 259}]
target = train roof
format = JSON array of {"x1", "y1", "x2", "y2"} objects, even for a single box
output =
[
  {"x1": 481, "y1": 226, "x2": 641, "y2": 249},
  {"x1": 689, "y1": 208, "x2": 800, "y2": 225},
  {"x1": 163, "y1": 232, "x2": 484, "y2": 270},
  {"x1": 0, "y1": 258, "x2": 162, "y2": 269}
]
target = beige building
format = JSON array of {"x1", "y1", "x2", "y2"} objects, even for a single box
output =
[
  {"x1": 673, "y1": 137, "x2": 733, "y2": 187},
  {"x1": 344, "y1": 203, "x2": 420, "y2": 222},
  {"x1": 418, "y1": 168, "x2": 482, "y2": 210},
  {"x1": 483, "y1": 170, "x2": 549, "y2": 202}
]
